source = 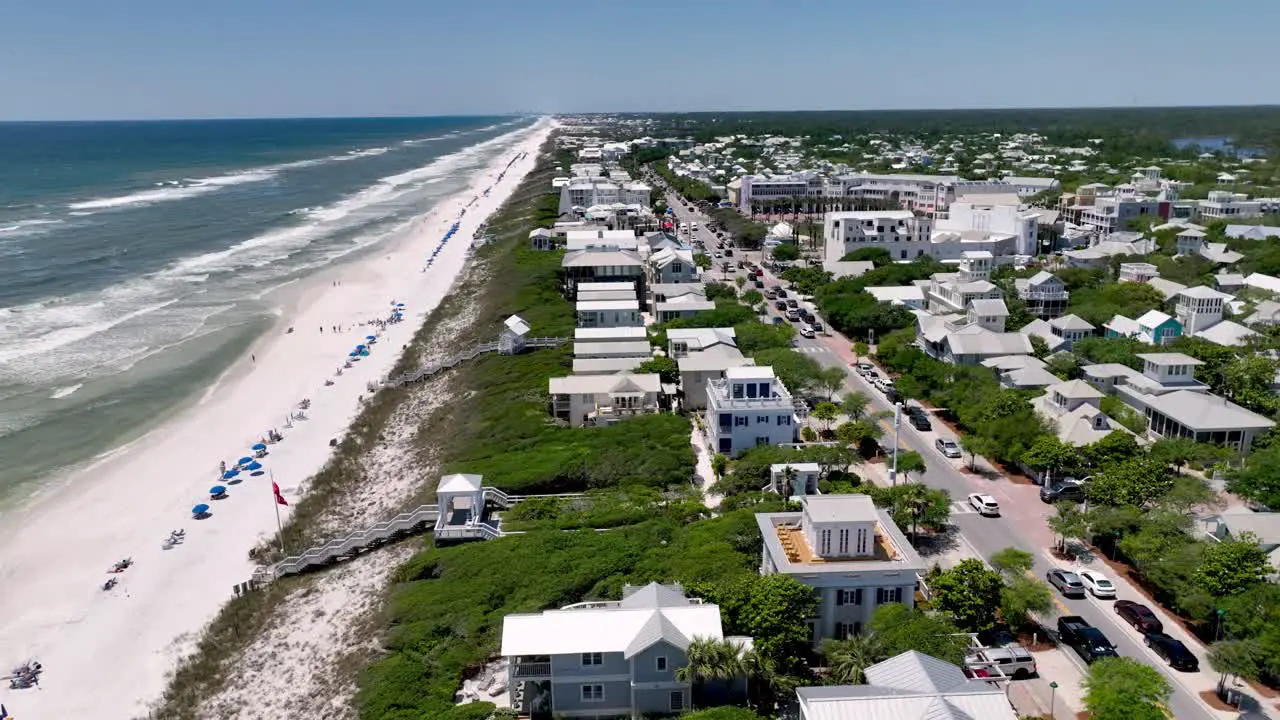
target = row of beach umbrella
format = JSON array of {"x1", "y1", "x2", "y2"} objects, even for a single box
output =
[
  {"x1": 194, "y1": 445, "x2": 270, "y2": 517},
  {"x1": 425, "y1": 221, "x2": 463, "y2": 269}
]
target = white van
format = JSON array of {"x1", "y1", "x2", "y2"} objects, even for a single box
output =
[
  {"x1": 691, "y1": 222, "x2": 699, "y2": 231},
  {"x1": 679, "y1": 222, "x2": 689, "y2": 234}
]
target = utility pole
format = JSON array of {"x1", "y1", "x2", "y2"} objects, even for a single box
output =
[{"x1": 890, "y1": 401, "x2": 902, "y2": 486}]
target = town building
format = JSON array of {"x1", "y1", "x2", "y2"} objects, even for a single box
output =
[
  {"x1": 1014, "y1": 271, "x2": 1069, "y2": 319},
  {"x1": 1018, "y1": 314, "x2": 1095, "y2": 352},
  {"x1": 667, "y1": 328, "x2": 750, "y2": 409},
  {"x1": 931, "y1": 194, "x2": 1039, "y2": 257},
  {"x1": 501, "y1": 582, "x2": 749, "y2": 719},
  {"x1": 864, "y1": 285, "x2": 927, "y2": 310},
  {"x1": 705, "y1": 366, "x2": 798, "y2": 456},
  {"x1": 576, "y1": 299, "x2": 642, "y2": 328},
  {"x1": 983, "y1": 354, "x2": 1062, "y2": 390},
  {"x1": 1104, "y1": 310, "x2": 1182, "y2": 346},
  {"x1": 769, "y1": 462, "x2": 821, "y2": 498},
  {"x1": 924, "y1": 251, "x2": 1001, "y2": 314},
  {"x1": 1197, "y1": 190, "x2": 1265, "y2": 220},
  {"x1": 756, "y1": 495, "x2": 926, "y2": 644},
  {"x1": 1082, "y1": 353, "x2": 1273, "y2": 452},
  {"x1": 1118, "y1": 262, "x2": 1159, "y2": 283},
  {"x1": 549, "y1": 373, "x2": 663, "y2": 427},
  {"x1": 796, "y1": 651, "x2": 1018, "y2": 720},
  {"x1": 1031, "y1": 379, "x2": 1134, "y2": 447},
  {"x1": 558, "y1": 176, "x2": 651, "y2": 216},
  {"x1": 562, "y1": 249, "x2": 645, "y2": 299},
  {"x1": 647, "y1": 247, "x2": 698, "y2": 285},
  {"x1": 918, "y1": 300, "x2": 1034, "y2": 366},
  {"x1": 823, "y1": 211, "x2": 933, "y2": 267}
]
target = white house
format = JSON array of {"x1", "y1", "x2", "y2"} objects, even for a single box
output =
[
  {"x1": 648, "y1": 248, "x2": 697, "y2": 285},
  {"x1": 1118, "y1": 262, "x2": 1159, "y2": 283},
  {"x1": 925, "y1": 251, "x2": 1001, "y2": 314},
  {"x1": 1014, "y1": 271, "x2": 1069, "y2": 319},
  {"x1": 756, "y1": 495, "x2": 926, "y2": 644},
  {"x1": 864, "y1": 285, "x2": 927, "y2": 310},
  {"x1": 576, "y1": 299, "x2": 643, "y2": 328},
  {"x1": 797, "y1": 652, "x2": 1018, "y2": 720},
  {"x1": 667, "y1": 328, "x2": 749, "y2": 409},
  {"x1": 705, "y1": 366, "x2": 798, "y2": 456},
  {"x1": 1031, "y1": 379, "x2": 1134, "y2": 447},
  {"x1": 932, "y1": 196, "x2": 1039, "y2": 257},
  {"x1": 549, "y1": 373, "x2": 662, "y2": 427}
]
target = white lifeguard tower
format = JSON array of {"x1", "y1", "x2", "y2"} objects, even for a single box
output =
[{"x1": 499, "y1": 314, "x2": 531, "y2": 355}]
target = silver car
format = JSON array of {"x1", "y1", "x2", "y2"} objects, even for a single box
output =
[{"x1": 936, "y1": 438, "x2": 962, "y2": 458}]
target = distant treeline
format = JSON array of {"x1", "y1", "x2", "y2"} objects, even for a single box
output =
[{"x1": 621, "y1": 106, "x2": 1280, "y2": 153}]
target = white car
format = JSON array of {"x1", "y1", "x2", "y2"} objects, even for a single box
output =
[
  {"x1": 799, "y1": 324, "x2": 815, "y2": 338},
  {"x1": 967, "y1": 493, "x2": 1000, "y2": 517},
  {"x1": 1077, "y1": 569, "x2": 1116, "y2": 599}
]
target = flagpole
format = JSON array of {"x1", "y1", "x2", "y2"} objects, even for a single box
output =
[{"x1": 271, "y1": 470, "x2": 285, "y2": 554}]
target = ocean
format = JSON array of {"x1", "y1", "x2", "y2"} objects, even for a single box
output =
[{"x1": 0, "y1": 116, "x2": 537, "y2": 499}]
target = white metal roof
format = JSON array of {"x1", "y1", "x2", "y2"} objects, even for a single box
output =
[
  {"x1": 575, "y1": 326, "x2": 648, "y2": 341},
  {"x1": 500, "y1": 604, "x2": 722, "y2": 657},
  {"x1": 1144, "y1": 390, "x2": 1275, "y2": 431},
  {"x1": 803, "y1": 494, "x2": 878, "y2": 523},
  {"x1": 437, "y1": 473, "x2": 483, "y2": 493},
  {"x1": 548, "y1": 373, "x2": 661, "y2": 395}
]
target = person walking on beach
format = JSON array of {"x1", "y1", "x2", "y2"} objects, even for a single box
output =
[{"x1": 252, "y1": 354, "x2": 256, "y2": 364}]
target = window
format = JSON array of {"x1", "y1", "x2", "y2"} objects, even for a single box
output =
[
  {"x1": 656, "y1": 656, "x2": 668, "y2": 672},
  {"x1": 856, "y1": 527, "x2": 868, "y2": 554},
  {"x1": 735, "y1": 416, "x2": 749, "y2": 427},
  {"x1": 670, "y1": 691, "x2": 685, "y2": 711},
  {"x1": 836, "y1": 588, "x2": 863, "y2": 606},
  {"x1": 777, "y1": 415, "x2": 789, "y2": 426},
  {"x1": 820, "y1": 529, "x2": 832, "y2": 555},
  {"x1": 834, "y1": 622, "x2": 862, "y2": 640},
  {"x1": 838, "y1": 528, "x2": 849, "y2": 554},
  {"x1": 757, "y1": 415, "x2": 769, "y2": 424},
  {"x1": 581, "y1": 652, "x2": 603, "y2": 666},
  {"x1": 671, "y1": 262, "x2": 683, "y2": 273},
  {"x1": 581, "y1": 684, "x2": 604, "y2": 702},
  {"x1": 876, "y1": 587, "x2": 904, "y2": 604}
]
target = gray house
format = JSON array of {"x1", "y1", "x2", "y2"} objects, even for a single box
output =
[{"x1": 501, "y1": 582, "x2": 750, "y2": 719}]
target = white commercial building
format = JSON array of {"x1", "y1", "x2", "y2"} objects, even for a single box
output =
[
  {"x1": 823, "y1": 210, "x2": 932, "y2": 266},
  {"x1": 931, "y1": 195, "x2": 1040, "y2": 258}
]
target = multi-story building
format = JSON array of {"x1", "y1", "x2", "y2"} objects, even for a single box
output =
[
  {"x1": 549, "y1": 373, "x2": 662, "y2": 427},
  {"x1": 560, "y1": 177, "x2": 651, "y2": 216},
  {"x1": 501, "y1": 582, "x2": 749, "y2": 719},
  {"x1": 1058, "y1": 183, "x2": 1162, "y2": 233},
  {"x1": 1014, "y1": 271, "x2": 1069, "y2": 319},
  {"x1": 823, "y1": 210, "x2": 933, "y2": 266},
  {"x1": 1118, "y1": 262, "x2": 1159, "y2": 283},
  {"x1": 924, "y1": 251, "x2": 1001, "y2": 314},
  {"x1": 733, "y1": 172, "x2": 826, "y2": 211},
  {"x1": 756, "y1": 494, "x2": 926, "y2": 645},
  {"x1": 1174, "y1": 286, "x2": 1230, "y2": 335},
  {"x1": 667, "y1": 328, "x2": 749, "y2": 409},
  {"x1": 705, "y1": 366, "x2": 798, "y2": 456},
  {"x1": 932, "y1": 196, "x2": 1040, "y2": 257},
  {"x1": 1197, "y1": 190, "x2": 1266, "y2": 220},
  {"x1": 829, "y1": 173, "x2": 1014, "y2": 218}
]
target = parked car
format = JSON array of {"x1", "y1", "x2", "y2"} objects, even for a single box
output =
[
  {"x1": 812, "y1": 320, "x2": 824, "y2": 332},
  {"x1": 724, "y1": 249, "x2": 734, "y2": 257},
  {"x1": 1046, "y1": 569, "x2": 1086, "y2": 599},
  {"x1": 799, "y1": 324, "x2": 815, "y2": 338},
  {"x1": 775, "y1": 300, "x2": 787, "y2": 311},
  {"x1": 786, "y1": 309, "x2": 800, "y2": 321},
  {"x1": 754, "y1": 279, "x2": 765, "y2": 289},
  {"x1": 935, "y1": 438, "x2": 962, "y2": 458},
  {"x1": 786, "y1": 298, "x2": 798, "y2": 308},
  {"x1": 775, "y1": 289, "x2": 788, "y2": 298},
  {"x1": 1057, "y1": 616, "x2": 1118, "y2": 664},
  {"x1": 1077, "y1": 569, "x2": 1116, "y2": 599},
  {"x1": 965, "y1": 647, "x2": 1037, "y2": 680},
  {"x1": 967, "y1": 493, "x2": 1000, "y2": 516},
  {"x1": 855, "y1": 362, "x2": 874, "y2": 375},
  {"x1": 977, "y1": 625, "x2": 1019, "y2": 649},
  {"x1": 1113, "y1": 599, "x2": 1163, "y2": 634},
  {"x1": 1144, "y1": 632, "x2": 1199, "y2": 671},
  {"x1": 908, "y1": 413, "x2": 932, "y2": 431},
  {"x1": 1040, "y1": 481, "x2": 1086, "y2": 504},
  {"x1": 772, "y1": 316, "x2": 785, "y2": 326},
  {"x1": 764, "y1": 288, "x2": 777, "y2": 300}
]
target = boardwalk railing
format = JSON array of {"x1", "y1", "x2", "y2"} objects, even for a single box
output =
[
  {"x1": 252, "y1": 504, "x2": 442, "y2": 584},
  {"x1": 389, "y1": 336, "x2": 567, "y2": 386}
]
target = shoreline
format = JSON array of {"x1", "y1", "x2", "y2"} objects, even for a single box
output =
[{"x1": 0, "y1": 118, "x2": 553, "y2": 719}]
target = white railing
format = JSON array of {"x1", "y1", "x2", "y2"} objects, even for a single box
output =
[
  {"x1": 391, "y1": 337, "x2": 567, "y2": 386},
  {"x1": 252, "y1": 504, "x2": 442, "y2": 583}
]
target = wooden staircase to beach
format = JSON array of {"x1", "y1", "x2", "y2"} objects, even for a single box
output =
[
  {"x1": 250, "y1": 487, "x2": 585, "y2": 584},
  {"x1": 389, "y1": 336, "x2": 567, "y2": 386}
]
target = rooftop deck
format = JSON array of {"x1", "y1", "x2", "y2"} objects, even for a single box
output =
[{"x1": 775, "y1": 524, "x2": 897, "y2": 564}]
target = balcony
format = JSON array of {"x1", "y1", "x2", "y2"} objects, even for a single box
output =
[{"x1": 512, "y1": 659, "x2": 552, "y2": 679}]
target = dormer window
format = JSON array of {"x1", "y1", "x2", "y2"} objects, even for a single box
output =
[
  {"x1": 1094, "y1": 415, "x2": 1108, "y2": 430},
  {"x1": 1053, "y1": 392, "x2": 1067, "y2": 408}
]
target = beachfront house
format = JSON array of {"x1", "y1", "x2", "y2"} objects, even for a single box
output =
[
  {"x1": 756, "y1": 495, "x2": 926, "y2": 645},
  {"x1": 498, "y1": 315, "x2": 531, "y2": 355},
  {"x1": 1014, "y1": 271, "x2": 1069, "y2": 319},
  {"x1": 549, "y1": 373, "x2": 662, "y2": 427},
  {"x1": 667, "y1": 328, "x2": 750, "y2": 409},
  {"x1": 501, "y1": 582, "x2": 750, "y2": 719},
  {"x1": 562, "y1": 248, "x2": 645, "y2": 300},
  {"x1": 705, "y1": 366, "x2": 799, "y2": 456},
  {"x1": 797, "y1": 651, "x2": 1018, "y2": 720},
  {"x1": 576, "y1": 299, "x2": 643, "y2": 328}
]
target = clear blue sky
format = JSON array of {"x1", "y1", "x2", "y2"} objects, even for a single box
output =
[{"x1": 2, "y1": 0, "x2": 1278, "y2": 120}]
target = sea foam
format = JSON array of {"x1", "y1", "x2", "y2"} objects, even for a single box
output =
[{"x1": 67, "y1": 169, "x2": 278, "y2": 211}]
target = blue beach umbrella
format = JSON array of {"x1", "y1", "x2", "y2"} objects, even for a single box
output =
[
  {"x1": 210, "y1": 485, "x2": 227, "y2": 497},
  {"x1": 238, "y1": 456, "x2": 253, "y2": 466},
  {"x1": 246, "y1": 461, "x2": 262, "y2": 471},
  {"x1": 251, "y1": 443, "x2": 267, "y2": 451},
  {"x1": 192, "y1": 503, "x2": 210, "y2": 517},
  {"x1": 366, "y1": 335, "x2": 376, "y2": 340},
  {"x1": 355, "y1": 344, "x2": 366, "y2": 350},
  {"x1": 222, "y1": 469, "x2": 239, "y2": 480},
  {"x1": 348, "y1": 351, "x2": 359, "y2": 357}
]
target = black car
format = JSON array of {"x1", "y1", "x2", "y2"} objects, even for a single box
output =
[
  {"x1": 1113, "y1": 599, "x2": 1164, "y2": 634},
  {"x1": 775, "y1": 289, "x2": 788, "y2": 298},
  {"x1": 786, "y1": 299, "x2": 799, "y2": 309},
  {"x1": 1145, "y1": 632, "x2": 1199, "y2": 671},
  {"x1": 1040, "y1": 481, "x2": 1086, "y2": 504},
  {"x1": 909, "y1": 413, "x2": 932, "y2": 431},
  {"x1": 1057, "y1": 616, "x2": 1118, "y2": 664},
  {"x1": 775, "y1": 300, "x2": 787, "y2": 311}
]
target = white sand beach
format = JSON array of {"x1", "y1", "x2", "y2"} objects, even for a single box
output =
[{"x1": 0, "y1": 118, "x2": 553, "y2": 719}]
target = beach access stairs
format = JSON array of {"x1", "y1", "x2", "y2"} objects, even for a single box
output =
[
  {"x1": 250, "y1": 485, "x2": 582, "y2": 584},
  {"x1": 389, "y1": 336, "x2": 567, "y2": 386}
]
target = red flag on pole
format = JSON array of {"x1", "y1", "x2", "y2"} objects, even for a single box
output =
[{"x1": 272, "y1": 481, "x2": 288, "y2": 506}]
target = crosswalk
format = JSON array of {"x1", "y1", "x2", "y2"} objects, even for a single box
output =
[
  {"x1": 794, "y1": 345, "x2": 830, "y2": 354},
  {"x1": 950, "y1": 501, "x2": 979, "y2": 515}
]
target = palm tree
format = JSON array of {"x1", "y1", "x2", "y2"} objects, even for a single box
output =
[
  {"x1": 675, "y1": 636, "x2": 747, "y2": 708},
  {"x1": 822, "y1": 634, "x2": 886, "y2": 684}
]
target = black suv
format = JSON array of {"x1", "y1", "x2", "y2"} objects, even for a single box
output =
[
  {"x1": 1057, "y1": 616, "x2": 1118, "y2": 664},
  {"x1": 1040, "y1": 481, "x2": 1085, "y2": 504}
]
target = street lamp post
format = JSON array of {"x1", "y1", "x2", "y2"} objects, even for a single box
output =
[
  {"x1": 890, "y1": 401, "x2": 902, "y2": 486},
  {"x1": 1049, "y1": 681, "x2": 1058, "y2": 718}
]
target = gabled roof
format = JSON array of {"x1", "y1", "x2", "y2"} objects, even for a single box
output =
[
  {"x1": 437, "y1": 473, "x2": 483, "y2": 493},
  {"x1": 969, "y1": 298, "x2": 1008, "y2": 317},
  {"x1": 1143, "y1": 390, "x2": 1275, "y2": 432},
  {"x1": 1047, "y1": 379, "x2": 1104, "y2": 400},
  {"x1": 865, "y1": 651, "x2": 969, "y2": 693},
  {"x1": 504, "y1": 315, "x2": 531, "y2": 336},
  {"x1": 1194, "y1": 320, "x2": 1257, "y2": 347},
  {"x1": 1136, "y1": 310, "x2": 1176, "y2": 328},
  {"x1": 1136, "y1": 352, "x2": 1202, "y2": 367},
  {"x1": 1177, "y1": 285, "x2": 1232, "y2": 301},
  {"x1": 1147, "y1": 277, "x2": 1188, "y2": 300},
  {"x1": 624, "y1": 611, "x2": 690, "y2": 657},
  {"x1": 1049, "y1": 314, "x2": 1094, "y2": 331}
]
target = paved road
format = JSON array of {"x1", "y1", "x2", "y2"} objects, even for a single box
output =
[{"x1": 654, "y1": 189, "x2": 1228, "y2": 720}]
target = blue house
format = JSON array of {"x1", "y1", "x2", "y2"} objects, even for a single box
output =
[
  {"x1": 1103, "y1": 309, "x2": 1182, "y2": 346},
  {"x1": 501, "y1": 583, "x2": 750, "y2": 719}
]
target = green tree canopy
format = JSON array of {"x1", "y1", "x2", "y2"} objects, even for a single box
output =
[
  {"x1": 990, "y1": 547, "x2": 1036, "y2": 576},
  {"x1": 1087, "y1": 456, "x2": 1174, "y2": 507},
  {"x1": 840, "y1": 392, "x2": 871, "y2": 421},
  {"x1": 1194, "y1": 534, "x2": 1271, "y2": 598},
  {"x1": 821, "y1": 635, "x2": 886, "y2": 685},
  {"x1": 1000, "y1": 575, "x2": 1054, "y2": 628},
  {"x1": 929, "y1": 559, "x2": 1005, "y2": 631},
  {"x1": 751, "y1": 348, "x2": 824, "y2": 397},
  {"x1": 812, "y1": 401, "x2": 839, "y2": 431},
  {"x1": 691, "y1": 574, "x2": 820, "y2": 675},
  {"x1": 637, "y1": 356, "x2": 680, "y2": 384},
  {"x1": 1082, "y1": 657, "x2": 1172, "y2": 720},
  {"x1": 734, "y1": 320, "x2": 795, "y2": 355},
  {"x1": 771, "y1": 243, "x2": 800, "y2": 261},
  {"x1": 867, "y1": 603, "x2": 970, "y2": 665},
  {"x1": 1228, "y1": 442, "x2": 1280, "y2": 510}
]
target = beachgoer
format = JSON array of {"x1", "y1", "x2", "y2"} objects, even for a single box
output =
[{"x1": 252, "y1": 354, "x2": 256, "y2": 364}]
